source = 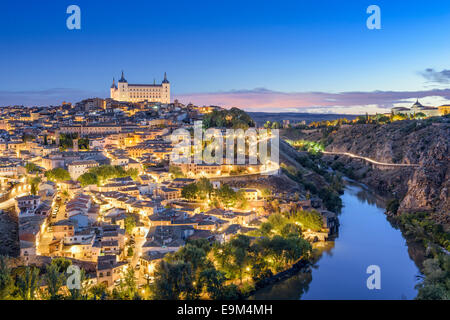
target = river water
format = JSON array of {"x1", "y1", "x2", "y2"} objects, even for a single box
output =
[{"x1": 250, "y1": 181, "x2": 421, "y2": 300}]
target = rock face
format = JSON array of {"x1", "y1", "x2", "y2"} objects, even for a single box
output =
[{"x1": 294, "y1": 120, "x2": 449, "y2": 229}]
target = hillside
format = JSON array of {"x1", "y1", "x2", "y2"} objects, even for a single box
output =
[{"x1": 282, "y1": 119, "x2": 450, "y2": 230}]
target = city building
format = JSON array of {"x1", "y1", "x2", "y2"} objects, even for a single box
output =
[{"x1": 110, "y1": 71, "x2": 170, "y2": 104}]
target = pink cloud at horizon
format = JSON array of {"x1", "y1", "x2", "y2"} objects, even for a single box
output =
[{"x1": 174, "y1": 88, "x2": 450, "y2": 114}]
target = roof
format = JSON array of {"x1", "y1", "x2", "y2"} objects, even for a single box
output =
[
  {"x1": 118, "y1": 71, "x2": 127, "y2": 83},
  {"x1": 16, "y1": 195, "x2": 40, "y2": 201}
]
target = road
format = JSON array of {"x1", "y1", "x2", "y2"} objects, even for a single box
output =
[
  {"x1": 283, "y1": 139, "x2": 420, "y2": 168},
  {"x1": 321, "y1": 151, "x2": 420, "y2": 168}
]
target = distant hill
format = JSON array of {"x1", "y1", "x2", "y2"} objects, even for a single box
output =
[{"x1": 248, "y1": 112, "x2": 359, "y2": 126}]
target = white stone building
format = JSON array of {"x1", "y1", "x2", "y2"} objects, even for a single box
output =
[{"x1": 110, "y1": 71, "x2": 170, "y2": 104}]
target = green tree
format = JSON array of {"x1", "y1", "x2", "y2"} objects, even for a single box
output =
[
  {"x1": 198, "y1": 268, "x2": 226, "y2": 299},
  {"x1": 271, "y1": 121, "x2": 281, "y2": 129},
  {"x1": 115, "y1": 267, "x2": 138, "y2": 299},
  {"x1": 25, "y1": 162, "x2": 41, "y2": 174},
  {"x1": 229, "y1": 235, "x2": 251, "y2": 283},
  {"x1": 0, "y1": 256, "x2": 14, "y2": 300},
  {"x1": 126, "y1": 168, "x2": 139, "y2": 180},
  {"x1": 28, "y1": 176, "x2": 41, "y2": 195},
  {"x1": 16, "y1": 266, "x2": 40, "y2": 300},
  {"x1": 45, "y1": 168, "x2": 71, "y2": 182},
  {"x1": 127, "y1": 246, "x2": 134, "y2": 257},
  {"x1": 51, "y1": 257, "x2": 72, "y2": 273},
  {"x1": 124, "y1": 214, "x2": 136, "y2": 235},
  {"x1": 78, "y1": 138, "x2": 89, "y2": 150},
  {"x1": 78, "y1": 172, "x2": 98, "y2": 187},
  {"x1": 181, "y1": 183, "x2": 199, "y2": 200},
  {"x1": 89, "y1": 283, "x2": 109, "y2": 300},
  {"x1": 216, "y1": 184, "x2": 237, "y2": 208},
  {"x1": 44, "y1": 263, "x2": 66, "y2": 300},
  {"x1": 67, "y1": 268, "x2": 89, "y2": 300},
  {"x1": 291, "y1": 210, "x2": 324, "y2": 232},
  {"x1": 197, "y1": 178, "x2": 213, "y2": 200},
  {"x1": 150, "y1": 261, "x2": 195, "y2": 300},
  {"x1": 169, "y1": 165, "x2": 184, "y2": 178}
]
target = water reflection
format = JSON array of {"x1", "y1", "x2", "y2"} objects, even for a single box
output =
[
  {"x1": 250, "y1": 181, "x2": 420, "y2": 300},
  {"x1": 345, "y1": 180, "x2": 386, "y2": 209}
]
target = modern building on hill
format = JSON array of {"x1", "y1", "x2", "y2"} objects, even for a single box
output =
[{"x1": 110, "y1": 71, "x2": 170, "y2": 104}]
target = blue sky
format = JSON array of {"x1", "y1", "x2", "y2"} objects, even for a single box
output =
[{"x1": 1, "y1": 0, "x2": 450, "y2": 113}]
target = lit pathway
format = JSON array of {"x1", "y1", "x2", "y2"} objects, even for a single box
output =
[{"x1": 321, "y1": 151, "x2": 420, "y2": 168}]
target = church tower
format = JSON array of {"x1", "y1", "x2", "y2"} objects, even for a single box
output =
[
  {"x1": 110, "y1": 78, "x2": 117, "y2": 100},
  {"x1": 118, "y1": 71, "x2": 129, "y2": 101},
  {"x1": 162, "y1": 72, "x2": 170, "y2": 104}
]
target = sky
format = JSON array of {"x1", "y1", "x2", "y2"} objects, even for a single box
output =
[{"x1": 0, "y1": 0, "x2": 450, "y2": 114}]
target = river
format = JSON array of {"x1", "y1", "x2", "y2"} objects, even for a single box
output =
[{"x1": 250, "y1": 181, "x2": 422, "y2": 300}]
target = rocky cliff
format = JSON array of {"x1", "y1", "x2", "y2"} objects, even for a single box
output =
[{"x1": 284, "y1": 119, "x2": 449, "y2": 229}]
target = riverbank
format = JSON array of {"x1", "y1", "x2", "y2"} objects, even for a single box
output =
[
  {"x1": 388, "y1": 211, "x2": 450, "y2": 300},
  {"x1": 250, "y1": 181, "x2": 421, "y2": 300}
]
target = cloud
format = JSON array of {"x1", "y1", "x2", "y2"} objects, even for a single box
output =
[
  {"x1": 175, "y1": 88, "x2": 450, "y2": 114},
  {"x1": 3, "y1": 86, "x2": 450, "y2": 115},
  {"x1": 420, "y1": 68, "x2": 450, "y2": 84},
  {"x1": 0, "y1": 88, "x2": 106, "y2": 107}
]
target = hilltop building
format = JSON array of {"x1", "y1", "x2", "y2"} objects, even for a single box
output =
[
  {"x1": 110, "y1": 71, "x2": 170, "y2": 104},
  {"x1": 392, "y1": 99, "x2": 441, "y2": 117}
]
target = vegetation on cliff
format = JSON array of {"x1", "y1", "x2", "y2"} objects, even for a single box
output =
[{"x1": 202, "y1": 107, "x2": 255, "y2": 129}]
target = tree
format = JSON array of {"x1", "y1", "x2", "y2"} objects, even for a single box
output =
[
  {"x1": 25, "y1": 162, "x2": 41, "y2": 174},
  {"x1": 202, "y1": 107, "x2": 255, "y2": 130},
  {"x1": 216, "y1": 184, "x2": 237, "y2": 208},
  {"x1": 77, "y1": 165, "x2": 139, "y2": 187},
  {"x1": 126, "y1": 168, "x2": 139, "y2": 180},
  {"x1": 415, "y1": 255, "x2": 450, "y2": 300},
  {"x1": 89, "y1": 283, "x2": 109, "y2": 300},
  {"x1": 44, "y1": 263, "x2": 66, "y2": 300},
  {"x1": 59, "y1": 133, "x2": 75, "y2": 151},
  {"x1": 386, "y1": 198, "x2": 400, "y2": 215},
  {"x1": 45, "y1": 168, "x2": 71, "y2": 182},
  {"x1": 127, "y1": 247, "x2": 134, "y2": 257},
  {"x1": 291, "y1": 210, "x2": 324, "y2": 232},
  {"x1": 198, "y1": 268, "x2": 226, "y2": 299},
  {"x1": 51, "y1": 257, "x2": 72, "y2": 273},
  {"x1": 261, "y1": 188, "x2": 272, "y2": 199},
  {"x1": 169, "y1": 165, "x2": 184, "y2": 178},
  {"x1": 167, "y1": 244, "x2": 209, "y2": 275},
  {"x1": 197, "y1": 178, "x2": 213, "y2": 200},
  {"x1": 218, "y1": 284, "x2": 242, "y2": 300},
  {"x1": 118, "y1": 267, "x2": 138, "y2": 299},
  {"x1": 78, "y1": 172, "x2": 98, "y2": 187},
  {"x1": 181, "y1": 183, "x2": 198, "y2": 201},
  {"x1": 150, "y1": 261, "x2": 195, "y2": 300},
  {"x1": 271, "y1": 121, "x2": 281, "y2": 129},
  {"x1": 124, "y1": 214, "x2": 136, "y2": 235},
  {"x1": 229, "y1": 235, "x2": 251, "y2": 283},
  {"x1": 78, "y1": 138, "x2": 89, "y2": 150},
  {"x1": 28, "y1": 176, "x2": 41, "y2": 195},
  {"x1": 0, "y1": 256, "x2": 14, "y2": 300},
  {"x1": 67, "y1": 268, "x2": 89, "y2": 300},
  {"x1": 16, "y1": 266, "x2": 40, "y2": 300}
]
